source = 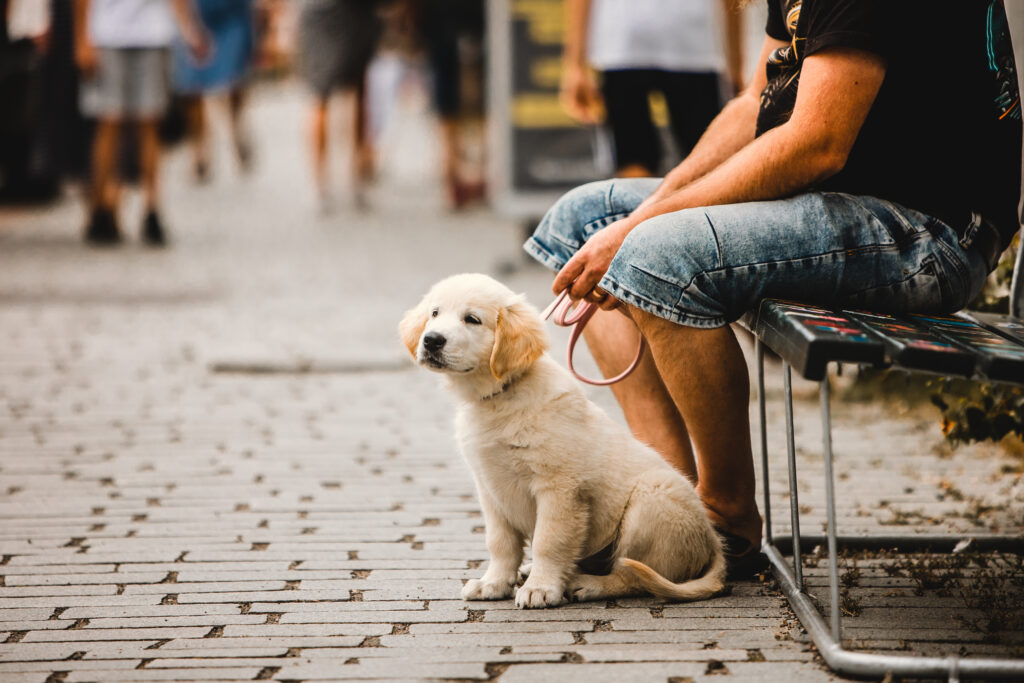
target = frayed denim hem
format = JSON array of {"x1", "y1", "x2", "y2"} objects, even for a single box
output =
[{"x1": 523, "y1": 238, "x2": 565, "y2": 272}]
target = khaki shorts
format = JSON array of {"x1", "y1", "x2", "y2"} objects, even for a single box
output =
[{"x1": 79, "y1": 47, "x2": 170, "y2": 119}]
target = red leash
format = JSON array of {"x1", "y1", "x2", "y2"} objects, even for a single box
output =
[{"x1": 541, "y1": 289, "x2": 646, "y2": 386}]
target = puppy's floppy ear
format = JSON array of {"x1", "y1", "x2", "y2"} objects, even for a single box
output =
[
  {"x1": 490, "y1": 297, "x2": 548, "y2": 382},
  {"x1": 399, "y1": 298, "x2": 430, "y2": 359}
]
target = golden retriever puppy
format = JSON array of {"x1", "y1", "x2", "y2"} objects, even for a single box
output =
[{"x1": 399, "y1": 273, "x2": 724, "y2": 608}]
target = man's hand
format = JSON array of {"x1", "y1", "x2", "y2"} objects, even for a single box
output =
[
  {"x1": 560, "y1": 64, "x2": 603, "y2": 124},
  {"x1": 553, "y1": 218, "x2": 634, "y2": 307},
  {"x1": 182, "y1": 26, "x2": 212, "y2": 64}
]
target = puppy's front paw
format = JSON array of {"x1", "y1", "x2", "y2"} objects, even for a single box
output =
[
  {"x1": 462, "y1": 577, "x2": 516, "y2": 601},
  {"x1": 515, "y1": 580, "x2": 566, "y2": 608}
]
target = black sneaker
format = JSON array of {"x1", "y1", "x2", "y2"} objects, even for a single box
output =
[
  {"x1": 142, "y1": 210, "x2": 167, "y2": 246},
  {"x1": 716, "y1": 527, "x2": 769, "y2": 581},
  {"x1": 84, "y1": 207, "x2": 122, "y2": 245}
]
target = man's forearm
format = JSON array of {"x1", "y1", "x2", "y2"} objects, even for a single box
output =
[
  {"x1": 563, "y1": 0, "x2": 592, "y2": 68},
  {"x1": 170, "y1": 0, "x2": 203, "y2": 41},
  {"x1": 630, "y1": 120, "x2": 844, "y2": 228},
  {"x1": 73, "y1": 0, "x2": 90, "y2": 48}
]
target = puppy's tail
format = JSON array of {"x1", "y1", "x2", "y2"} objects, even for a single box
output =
[{"x1": 621, "y1": 552, "x2": 726, "y2": 602}]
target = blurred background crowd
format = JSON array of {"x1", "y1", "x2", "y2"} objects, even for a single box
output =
[{"x1": 0, "y1": 0, "x2": 764, "y2": 246}]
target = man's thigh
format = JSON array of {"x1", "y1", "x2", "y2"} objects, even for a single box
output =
[{"x1": 599, "y1": 192, "x2": 986, "y2": 327}]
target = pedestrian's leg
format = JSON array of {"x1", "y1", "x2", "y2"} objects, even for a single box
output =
[
  {"x1": 139, "y1": 118, "x2": 161, "y2": 213},
  {"x1": 184, "y1": 95, "x2": 210, "y2": 182},
  {"x1": 228, "y1": 86, "x2": 253, "y2": 172},
  {"x1": 309, "y1": 96, "x2": 330, "y2": 208},
  {"x1": 599, "y1": 70, "x2": 660, "y2": 176},
  {"x1": 661, "y1": 71, "x2": 722, "y2": 159},
  {"x1": 139, "y1": 118, "x2": 167, "y2": 245},
  {"x1": 353, "y1": 72, "x2": 373, "y2": 180},
  {"x1": 83, "y1": 117, "x2": 123, "y2": 244},
  {"x1": 90, "y1": 118, "x2": 120, "y2": 212},
  {"x1": 580, "y1": 310, "x2": 696, "y2": 479}
]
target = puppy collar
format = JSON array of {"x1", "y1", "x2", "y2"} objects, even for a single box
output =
[
  {"x1": 480, "y1": 375, "x2": 519, "y2": 401},
  {"x1": 480, "y1": 380, "x2": 513, "y2": 401}
]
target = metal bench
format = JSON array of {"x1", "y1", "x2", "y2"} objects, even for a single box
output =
[{"x1": 743, "y1": 296, "x2": 1024, "y2": 681}]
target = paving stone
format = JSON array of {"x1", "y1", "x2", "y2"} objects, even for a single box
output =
[
  {"x1": 0, "y1": 659, "x2": 140, "y2": 673},
  {"x1": 22, "y1": 627, "x2": 212, "y2": 642},
  {"x1": 498, "y1": 661, "x2": 706, "y2": 682},
  {"x1": 58, "y1": 605, "x2": 243, "y2": 619},
  {"x1": 64, "y1": 667, "x2": 265, "y2": 681},
  {"x1": 276, "y1": 659, "x2": 487, "y2": 680},
  {"x1": 378, "y1": 632, "x2": 578, "y2": 648},
  {"x1": 221, "y1": 623, "x2": 392, "y2": 638},
  {"x1": 175, "y1": 589, "x2": 352, "y2": 603},
  {"x1": 280, "y1": 610, "x2": 468, "y2": 624}
]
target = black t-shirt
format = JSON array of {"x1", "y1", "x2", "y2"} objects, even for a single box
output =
[{"x1": 758, "y1": 0, "x2": 1022, "y2": 246}]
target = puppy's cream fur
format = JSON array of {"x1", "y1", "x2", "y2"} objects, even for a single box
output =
[{"x1": 400, "y1": 273, "x2": 725, "y2": 608}]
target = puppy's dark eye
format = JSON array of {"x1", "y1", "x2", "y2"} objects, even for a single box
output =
[
  {"x1": 464, "y1": 314, "x2": 482, "y2": 325},
  {"x1": 431, "y1": 308, "x2": 439, "y2": 318}
]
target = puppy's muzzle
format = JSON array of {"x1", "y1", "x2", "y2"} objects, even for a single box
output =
[{"x1": 422, "y1": 332, "x2": 446, "y2": 353}]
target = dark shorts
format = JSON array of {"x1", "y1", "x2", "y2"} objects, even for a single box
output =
[{"x1": 600, "y1": 69, "x2": 722, "y2": 173}]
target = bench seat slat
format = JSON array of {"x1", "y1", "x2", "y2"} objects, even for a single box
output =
[
  {"x1": 910, "y1": 313, "x2": 1024, "y2": 384},
  {"x1": 846, "y1": 311, "x2": 976, "y2": 378},
  {"x1": 743, "y1": 299, "x2": 885, "y2": 381}
]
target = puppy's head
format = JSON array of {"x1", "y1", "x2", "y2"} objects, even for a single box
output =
[{"x1": 399, "y1": 273, "x2": 548, "y2": 384}]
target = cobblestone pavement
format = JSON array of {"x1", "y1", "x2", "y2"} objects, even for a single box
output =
[{"x1": 1, "y1": 82, "x2": 1022, "y2": 682}]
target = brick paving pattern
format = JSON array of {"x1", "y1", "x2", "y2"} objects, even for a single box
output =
[{"x1": 0, "y1": 83, "x2": 1021, "y2": 682}]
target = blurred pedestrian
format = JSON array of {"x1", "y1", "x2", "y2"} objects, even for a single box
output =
[
  {"x1": 0, "y1": 0, "x2": 58, "y2": 201},
  {"x1": 75, "y1": 0, "x2": 210, "y2": 246},
  {"x1": 561, "y1": 0, "x2": 743, "y2": 177},
  {"x1": 297, "y1": 0, "x2": 382, "y2": 213},
  {"x1": 172, "y1": 0, "x2": 257, "y2": 183},
  {"x1": 418, "y1": 0, "x2": 485, "y2": 209}
]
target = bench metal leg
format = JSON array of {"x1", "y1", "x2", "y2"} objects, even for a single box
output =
[
  {"x1": 759, "y1": 361, "x2": 1024, "y2": 681},
  {"x1": 782, "y1": 362, "x2": 803, "y2": 589},
  {"x1": 757, "y1": 340, "x2": 772, "y2": 546},
  {"x1": 820, "y1": 376, "x2": 841, "y2": 642}
]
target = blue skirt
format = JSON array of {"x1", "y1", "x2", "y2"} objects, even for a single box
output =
[{"x1": 173, "y1": 0, "x2": 254, "y2": 93}]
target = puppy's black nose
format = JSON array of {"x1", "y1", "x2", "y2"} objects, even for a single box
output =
[{"x1": 422, "y1": 332, "x2": 446, "y2": 352}]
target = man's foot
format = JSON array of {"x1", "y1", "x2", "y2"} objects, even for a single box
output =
[
  {"x1": 715, "y1": 526, "x2": 769, "y2": 581},
  {"x1": 84, "y1": 208, "x2": 122, "y2": 246},
  {"x1": 142, "y1": 210, "x2": 167, "y2": 247}
]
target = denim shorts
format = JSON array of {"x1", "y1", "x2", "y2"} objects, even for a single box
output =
[{"x1": 524, "y1": 178, "x2": 990, "y2": 328}]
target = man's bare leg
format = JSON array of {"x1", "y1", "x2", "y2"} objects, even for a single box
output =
[
  {"x1": 138, "y1": 119, "x2": 161, "y2": 213},
  {"x1": 627, "y1": 306, "x2": 762, "y2": 547},
  {"x1": 309, "y1": 97, "x2": 330, "y2": 208},
  {"x1": 581, "y1": 309, "x2": 696, "y2": 480},
  {"x1": 90, "y1": 118, "x2": 121, "y2": 211}
]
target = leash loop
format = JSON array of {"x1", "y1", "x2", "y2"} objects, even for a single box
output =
[{"x1": 541, "y1": 289, "x2": 646, "y2": 386}]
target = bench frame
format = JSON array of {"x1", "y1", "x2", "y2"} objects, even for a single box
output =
[{"x1": 754, "y1": 340, "x2": 1024, "y2": 682}]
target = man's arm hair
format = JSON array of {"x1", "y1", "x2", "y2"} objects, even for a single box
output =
[
  {"x1": 635, "y1": 35, "x2": 784, "y2": 212},
  {"x1": 630, "y1": 46, "x2": 886, "y2": 225}
]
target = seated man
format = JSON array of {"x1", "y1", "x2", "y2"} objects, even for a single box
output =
[{"x1": 525, "y1": 0, "x2": 1022, "y2": 578}]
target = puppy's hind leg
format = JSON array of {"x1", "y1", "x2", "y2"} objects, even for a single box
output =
[{"x1": 568, "y1": 560, "x2": 645, "y2": 603}]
